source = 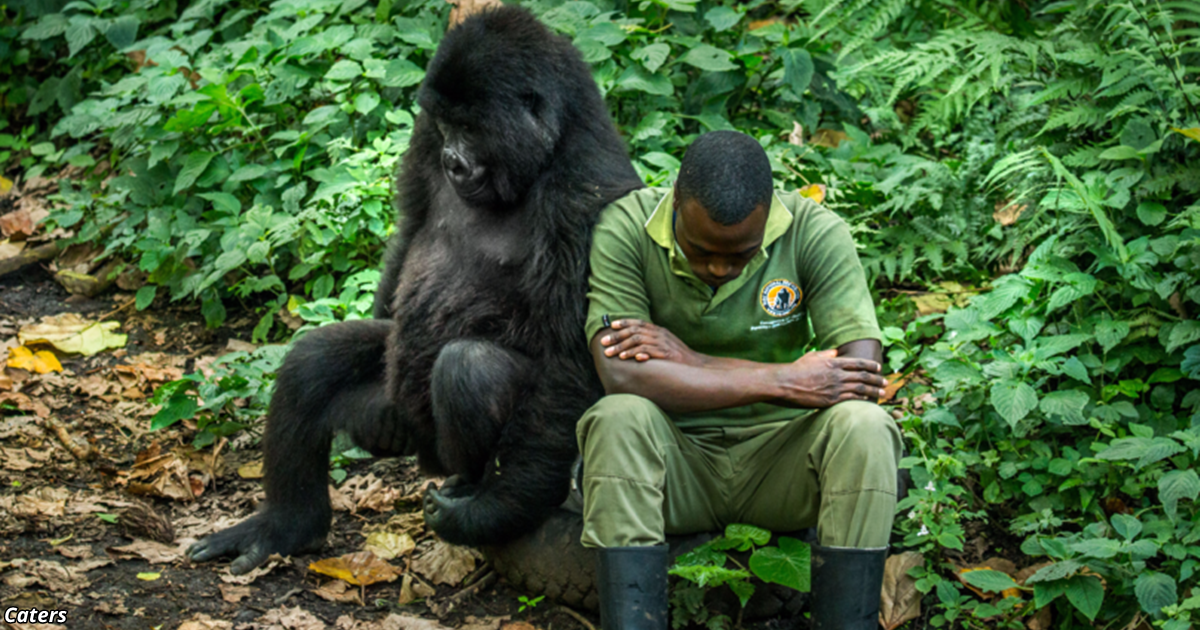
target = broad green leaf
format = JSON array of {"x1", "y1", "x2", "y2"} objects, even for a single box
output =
[
  {"x1": 723, "y1": 524, "x2": 770, "y2": 551},
  {"x1": 1069, "y1": 537, "x2": 1120, "y2": 559},
  {"x1": 1040, "y1": 390, "x2": 1089, "y2": 425},
  {"x1": 198, "y1": 192, "x2": 242, "y2": 214},
  {"x1": 173, "y1": 151, "x2": 216, "y2": 195},
  {"x1": 22, "y1": 13, "x2": 69, "y2": 40},
  {"x1": 1061, "y1": 356, "x2": 1091, "y2": 384},
  {"x1": 1170, "y1": 127, "x2": 1200, "y2": 143},
  {"x1": 1096, "y1": 437, "x2": 1185, "y2": 469},
  {"x1": 164, "y1": 101, "x2": 219, "y2": 133},
  {"x1": 1094, "y1": 319, "x2": 1130, "y2": 353},
  {"x1": 135, "y1": 285, "x2": 157, "y2": 311},
  {"x1": 105, "y1": 15, "x2": 139, "y2": 49},
  {"x1": 1136, "y1": 201, "x2": 1167, "y2": 226},
  {"x1": 326, "y1": 59, "x2": 363, "y2": 81},
  {"x1": 681, "y1": 44, "x2": 738, "y2": 72},
  {"x1": 748, "y1": 537, "x2": 810, "y2": 592},
  {"x1": 704, "y1": 6, "x2": 740, "y2": 31},
  {"x1": 1111, "y1": 513, "x2": 1142, "y2": 541},
  {"x1": 65, "y1": 20, "x2": 96, "y2": 58},
  {"x1": 616, "y1": 65, "x2": 673, "y2": 96},
  {"x1": 1134, "y1": 572, "x2": 1177, "y2": 614},
  {"x1": 1025, "y1": 560, "x2": 1081, "y2": 584},
  {"x1": 1034, "y1": 579, "x2": 1067, "y2": 608},
  {"x1": 1166, "y1": 320, "x2": 1200, "y2": 354},
  {"x1": 1064, "y1": 575, "x2": 1103, "y2": 621},
  {"x1": 150, "y1": 391, "x2": 199, "y2": 431},
  {"x1": 353, "y1": 91, "x2": 381, "y2": 115},
  {"x1": 1007, "y1": 316, "x2": 1043, "y2": 342},
  {"x1": 1098, "y1": 145, "x2": 1140, "y2": 160},
  {"x1": 378, "y1": 58, "x2": 424, "y2": 88},
  {"x1": 669, "y1": 564, "x2": 749, "y2": 588},
  {"x1": 1159, "y1": 469, "x2": 1200, "y2": 521},
  {"x1": 780, "y1": 47, "x2": 814, "y2": 97},
  {"x1": 990, "y1": 380, "x2": 1038, "y2": 428},
  {"x1": 304, "y1": 105, "x2": 341, "y2": 126},
  {"x1": 960, "y1": 569, "x2": 1018, "y2": 593},
  {"x1": 632, "y1": 43, "x2": 670, "y2": 73}
]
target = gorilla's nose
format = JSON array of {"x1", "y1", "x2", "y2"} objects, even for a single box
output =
[{"x1": 441, "y1": 147, "x2": 480, "y2": 187}]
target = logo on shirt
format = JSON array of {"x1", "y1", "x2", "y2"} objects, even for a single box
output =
[{"x1": 760, "y1": 279, "x2": 801, "y2": 317}]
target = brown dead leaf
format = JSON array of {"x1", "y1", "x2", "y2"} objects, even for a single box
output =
[
  {"x1": 447, "y1": 0, "x2": 502, "y2": 28},
  {"x1": 218, "y1": 584, "x2": 253, "y2": 603},
  {"x1": 809, "y1": 129, "x2": 849, "y2": 148},
  {"x1": 220, "y1": 554, "x2": 286, "y2": 585},
  {"x1": 364, "y1": 531, "x2": 416, "y2": 560},
  {"x1": 955, "y1": 558, "x2": 1020, "y2": 600},
  {"x1": 1027, "y1": 606, "x2": 1052, "y2": 630},
  {"x1": 365, "y1": 511, "x2": 426, "y2": 540},
  {"x1": 9, "y1": 487, "x2": 71, "y2": 517},
  {"x1": 0, "y1": 238, "x2": 25, "y2": 259},
  {"x1": 502, "y1": 623, "x2": 537, "y2": 630},
  {"x1": 412, "y1": 540, "x2": 479, "y2": 586},
  {"x1": 309, "y1": 550, "x2": 402, "y2": 587},
  {"x1": 107, "y1": 539, "x2": 184, "y2": 564},
  {"x1": 330, "y1": 483, "x2": 355, "y2": 512},
  {"x1": 879, "y1": 551, "x2": 923, "y2": 630},
  {"x1": 127, "y1": 443, "x2": 200, "y2": 502},
  {"x1": 179, "y1": 614, "x2": 233, "y2": 630},
  {"x1": 313, "y1": 579, "x2": 363, "y2": 604},
  {"x1": 255, "y1": 606, "x2": 327, "y2": 630},
  {"x1": 798, "y1": 183, "x2": 826, "y2": 204},
  {"x1": 397, "y1": 573, "x2": 437, "y2": 605},
  {"x1": 879, "y1": 372, "x2": 913, "y2": 404},
  {"x1": 993, "y1": 199, "x2": 1028, "y2": 226},
  {"x1": 1, "y1": 558, "x2": 97, "y2": 593},
  {"x1": 54, "y1": 545, "x2": 93, "y2": 560},
  {"x1": 0, "y1": 207, "x2": 37, "y2": 240},
  {"x1": 7, "y1": 346, "x2": 63, "y2": 374},
  {"x1": 787, "y1": 122, "x2": 803, "y2": 146},
  {"x1": 238, "y1": 460, "x2": 264, "y2": 479},
  {"x1": 343, "y1": 473, "x2": 400, "y2": 512}
]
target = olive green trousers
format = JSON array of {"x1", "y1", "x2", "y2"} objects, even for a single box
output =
[{"x1": 576, "y1": 395, "x2": 903, "y2": 549}]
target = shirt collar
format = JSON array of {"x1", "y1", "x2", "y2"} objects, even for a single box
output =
[{"x1": 644, "y1": 187, "x2": 793, "y2": 253}]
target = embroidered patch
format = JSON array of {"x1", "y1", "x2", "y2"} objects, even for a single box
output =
[{"x1": 760, "y1": 279, "x2": 802, "y2": 317}]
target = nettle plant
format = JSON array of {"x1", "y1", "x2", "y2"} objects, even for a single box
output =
[
  {"x1": 668, "y1": 524, "x2": 811, "y2": 630},
  {"x1": 27, "y1": 0, "x2": 438, "y2": 332}
]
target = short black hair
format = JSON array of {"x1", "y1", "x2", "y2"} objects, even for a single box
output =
[{"x1": 675, "y1": 131, "x2": 773, "y2": 225}]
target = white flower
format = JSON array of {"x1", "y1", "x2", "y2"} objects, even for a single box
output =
[
  {"x1": 924, "y1": 481, "x2": 936, "y2": 492},
  {"x1": 908, "y1": 511, "x2": 918, "y2": 520},
  {"x1": 918, "y1": 524, "x2": 930, "y2": 536}
]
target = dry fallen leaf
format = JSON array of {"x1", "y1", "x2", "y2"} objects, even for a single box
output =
[
  {"x1": 107, "y1": 539, "x2": 185, "y2": 564},
  {"x1": 879, "y1": 372, "x2": 912, "y2": 404},
  {"x1": 787, "y1": 122, "x2": 803, "y2": 146},
  {"x1": 254, "y1": 607, "x2": 326, "y2": 630},
  {"x1": 18, "y1": 314, "x2": 127, "y2": 357},
  {"x1": 1027, "y1": 606, "x2": 1052, "y2": 630},
  {"x1": 309, "y1": 550, "x2": 402, "y2": 587},
  {"x1": 809, "y1": 128, "x2": 849, "y2": 148},
  {"x1": 313, "y1": 579, "x2": 363, "y2": 604},
  {"x1": 238, "y1": 461, "x2": 264, "y2": 479},
  {"x1": 398, "y1": 573, "x2": 437, "y2": 605},
  {"x1": 798, "y1": 183, "x2": 826, "y2": 204},
  {"x1": 411, "y1": 540, "x2": 479, "y2": 586},
  {"x1": 219, "y1": 554, "x2": 285, "y2": 585},
  {"x1": 218, "y1": 584, "x2": 253, "y2": 604},
  {"x1": 179, "y1": 614, "x2": 234, "y2": 630},
  {"x1": 0, "y1": 207, "x2": 36, "y2": 240},
  {"x1": 6, "y1": 346, "x2": 63, "y2": 374},
  {"x1": 364, "y1": 531, "x2": 416, "y2": 560},
  {"x1": 993, "y1": 200, "x2": 1028, "y2": 226},
  {"x1": 0, "y1": 238, "x2": 25, "y2": 259},
  {"x1": 879, "y1": 551, "x2": 923, "y2": 630},
  {"x1": 0, "y1": 391, "x2": 51, "y2": 418}
]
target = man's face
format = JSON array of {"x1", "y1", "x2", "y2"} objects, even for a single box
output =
[{"x1": 674, "y1": 193, "x2": 767, "y2": 288}]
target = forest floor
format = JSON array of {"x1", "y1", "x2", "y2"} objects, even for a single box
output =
[{"x1": 0, "y1": 264, "x2": 604, "y2": 630}]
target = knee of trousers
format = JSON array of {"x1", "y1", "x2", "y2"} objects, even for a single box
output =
[
  {"x1": 576, "y1": 394, "x2": 667, "y2": 456},
  {"x1": 823, "y1": 400, "x2": 902, "y2": 461}
]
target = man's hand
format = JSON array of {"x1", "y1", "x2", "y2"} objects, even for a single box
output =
[
  {"x1": 771, "y1": 348, "x2": 887, "y2": 408},
  {"x1": 599, "y1": 319, "x2": 704, "y2": 366}
]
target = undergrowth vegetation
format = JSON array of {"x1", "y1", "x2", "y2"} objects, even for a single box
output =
[{"x1": 2, "y1": 0, "x2": 1199, "y2": 626}]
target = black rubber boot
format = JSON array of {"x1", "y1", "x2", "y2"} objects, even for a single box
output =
[
  {"x1": 596, "y1": 545, "x2": 668, "y2": 630},
  {"x1": 809, "y1": 544, "x2": 887, "y2": 630}
]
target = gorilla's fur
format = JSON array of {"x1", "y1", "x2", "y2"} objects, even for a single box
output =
[{"x1": 187, "y1": 6, "x2": 642, "y2": 573}]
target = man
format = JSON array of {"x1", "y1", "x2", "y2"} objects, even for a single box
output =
[{"x1": 579, "y1": 131, "x2": 902, "y2": 629}]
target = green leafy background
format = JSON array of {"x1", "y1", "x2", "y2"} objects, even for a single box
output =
[{"x1": 2, "y1": 0, "x2": 1199, "y2": 626}]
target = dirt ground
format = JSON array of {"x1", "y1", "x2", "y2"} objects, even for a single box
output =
[{"x1": 0, "y1": 266, "x2": 608, "y2": 630}]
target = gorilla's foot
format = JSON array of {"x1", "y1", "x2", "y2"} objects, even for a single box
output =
[
  {"x1": 186, "y1": 510, "x2": 327, "y2": 575},
  {"x1": 423, "y1": 476, "x2": 479, "y2": 544}
]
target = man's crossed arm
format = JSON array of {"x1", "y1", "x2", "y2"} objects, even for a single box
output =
[{"x1": 590, "y1": 319, "x2": 887, "y2": 415}]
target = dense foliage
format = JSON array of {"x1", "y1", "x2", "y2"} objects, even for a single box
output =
[{"x1": 2, "y1": 0, "x2": 1199, "y2": 626}]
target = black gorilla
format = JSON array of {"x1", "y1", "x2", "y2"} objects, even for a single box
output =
[{"x1": 187, "y1": 6, "x2": 642, "y2": 574}]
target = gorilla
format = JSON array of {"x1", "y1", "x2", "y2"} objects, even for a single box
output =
[{"x1": 187, "y1": 6, "x2": 642, "y2": 574}]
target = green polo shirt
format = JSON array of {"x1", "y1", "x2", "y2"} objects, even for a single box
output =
[{"x1": 584, "y1": 187, "x2": 881, "y2": 429}]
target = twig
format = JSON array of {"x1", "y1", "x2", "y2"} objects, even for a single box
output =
[
  {"x1": 555, "y1": 605, "x2": 597, "y2": 630},
  {"x1": 96, "y1": 298, "x2": 137, "y2": 321},
  {"x1": 43, "y1": 416, "x2": 92, "y2": 460},
  {"x1": 0, "y1": 241, "x2": 61, "y2": 277},
  {"x1": 459, "y1": 562, "x2": 492, "y2": 590},
  {"x1": 448, "y1": 570, "x2": 496, "y2": 603}
]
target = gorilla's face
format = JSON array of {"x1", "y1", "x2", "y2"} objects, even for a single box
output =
[{"x1": 427, "y1": 89, "x2": 561, "y2": 209}]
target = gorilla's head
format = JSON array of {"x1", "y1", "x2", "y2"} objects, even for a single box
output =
[{"x1": 418, "y1": 7, "x2": 580, "y2": 207}]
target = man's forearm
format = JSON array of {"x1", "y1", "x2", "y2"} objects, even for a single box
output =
[{"x1": 595, "y1": 347, "x2": 782, "y2": 413}]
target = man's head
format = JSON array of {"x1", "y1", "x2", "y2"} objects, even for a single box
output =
[{"x1": 673, "y1": 131, "x2": 773, "y2": 288}]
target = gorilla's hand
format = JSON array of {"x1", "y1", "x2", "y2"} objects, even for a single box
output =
[
  {"x1": 187, "y1": 508, "x2": 328, "y2": 575},
  {"x1": 423, "y1": 475, "x2": 478, "y2": 544}
]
